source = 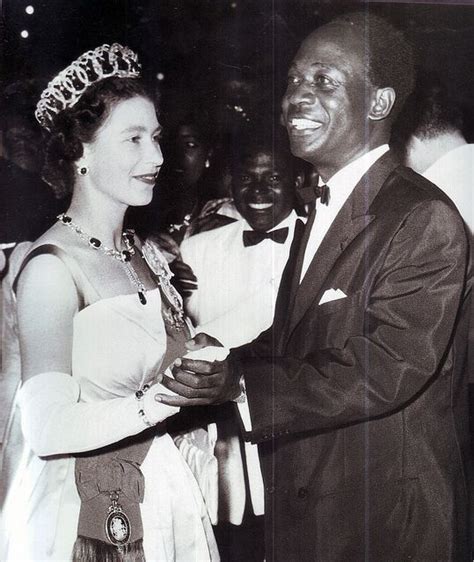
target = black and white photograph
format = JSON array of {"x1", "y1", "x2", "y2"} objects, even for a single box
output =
[{"x1": 0, "y1": 1, "x2": 473, "y2": 560}]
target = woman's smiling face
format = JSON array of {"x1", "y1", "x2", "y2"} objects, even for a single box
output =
[{"x1": 82, "y1": 95, "x2": 164, "y2": 208}]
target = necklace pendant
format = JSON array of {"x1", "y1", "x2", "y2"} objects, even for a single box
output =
[{"x1": 58, "y1": 215, "x2": 147, "y2": 306}]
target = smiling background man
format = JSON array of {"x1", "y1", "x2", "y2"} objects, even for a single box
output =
[
  {"x1": 180, "y1": 127, "x2": 303, "y2": 350},
  {"x1": 162, "y1": 12, "x2": 472, "y2": 561}
]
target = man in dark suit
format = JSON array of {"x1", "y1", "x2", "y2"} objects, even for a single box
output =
[{"x1": 159, "y1": 12, "x2": 472, "y2": 561}]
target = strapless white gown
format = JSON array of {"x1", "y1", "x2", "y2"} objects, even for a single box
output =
[{"x1": 1, "y1": 289, "x2": 219, "y2": 561}]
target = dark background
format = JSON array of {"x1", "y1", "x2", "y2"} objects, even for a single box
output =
[{"x1": 1, "y1": 0, "x2": 474, "y2": 138}]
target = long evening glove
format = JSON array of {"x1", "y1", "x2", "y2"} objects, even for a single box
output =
[{"x1": 18, "y1": 371, "x2": 179, "y2": 457}]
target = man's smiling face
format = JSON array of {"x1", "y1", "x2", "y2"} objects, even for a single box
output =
[
  {"x1": 232, "y1": 148, "x2": 296, "y2": 232},
  {"x1": 282, "y1": 24, "x2": 373, "y2": 178}
]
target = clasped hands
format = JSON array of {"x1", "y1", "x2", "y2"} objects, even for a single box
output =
[{"x1": 155, "y1": 333, "x2": 241, "y2": 407}]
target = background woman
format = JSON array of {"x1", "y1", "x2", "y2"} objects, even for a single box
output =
[
  {"x1": 127, "y1": 108, "x2": 216, "y2": 242},
  {"x1": 0, "y1": 43, "x2": 219, "y2": 561}
]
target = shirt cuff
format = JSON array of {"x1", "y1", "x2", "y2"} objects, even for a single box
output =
[
  {"x1": 237, "y1": 400, "x2": 252, "y2": 432},
  {"x1": 235, "y1": 375, "x2": 253, "y2": 431},
  {"x1": 232, "y1": 373, "x2": 247, "y2": 403}
]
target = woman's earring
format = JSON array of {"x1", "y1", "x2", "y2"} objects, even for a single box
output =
[
  {"x1": 204, "y1": 159, "x2": 210, "y2": 169},
  {"x1": 77, "y1": 166, "x2": 89, "y2": 176}
]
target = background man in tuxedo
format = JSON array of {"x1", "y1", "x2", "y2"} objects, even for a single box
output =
[
  {"x1": 160, "y1": 12, "x2": 472, "y2": 561},
  {"x1": 180, "y1": 129, "x2": 303, "y2": 348}
]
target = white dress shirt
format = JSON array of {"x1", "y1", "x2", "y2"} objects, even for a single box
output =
[
  {"x1": 300, "y1": 144, "x2": 390, "y2": 281},
  {"x1": 422, "y1": 143, "x2": 474, "y2": 234},
  {"x1": 181, "y1": 211, "x2": 300, "y2": 348},
  {"x1": 180, "y1": 210, "x2": 301, "y2": 523}
]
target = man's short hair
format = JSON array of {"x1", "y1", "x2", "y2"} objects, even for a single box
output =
[{"x1": 328, "y1": 12, "x2": 415, "y2": 119}]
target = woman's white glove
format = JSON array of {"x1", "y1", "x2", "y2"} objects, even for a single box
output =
[
  {"x1": 142, "y1": 373, "x2": 182, "y2": 425},
  {"x1": 18, "y1": 371, "x2": 180, "y2": 457}
]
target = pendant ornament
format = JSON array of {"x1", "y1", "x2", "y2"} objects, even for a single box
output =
[{"x1": 105, "y1": 491, "x2": 131, "y2": 551}]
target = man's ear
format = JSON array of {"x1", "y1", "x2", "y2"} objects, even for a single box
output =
[{"x1": 368, "y1": 87, "x2": 396, "y2": 121}]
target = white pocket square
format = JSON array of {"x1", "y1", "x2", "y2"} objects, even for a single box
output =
[{"x1": 319, "y1": 288, "x2": 347, "y2": 305}]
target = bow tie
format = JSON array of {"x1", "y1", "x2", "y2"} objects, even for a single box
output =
[
  {"x1": 297, "y1": 184, "x2": 330, "y2": 206},
  {"x1": 243, "y1": 227, "x2": 289, "y2": 247}
]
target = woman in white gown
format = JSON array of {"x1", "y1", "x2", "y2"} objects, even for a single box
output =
[{"x1": 0, "y1": 43, "x2": 219, "y2": 561}]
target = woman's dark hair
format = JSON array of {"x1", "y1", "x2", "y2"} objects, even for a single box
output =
[{"x1": 42, "y1": 77, "x2": 155, "y2": 199}]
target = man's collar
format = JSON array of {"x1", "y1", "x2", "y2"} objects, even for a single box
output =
[
  {"x1": 241, "y1": 209, "x2": 300, "y2": 233},
  {"x1": 321, "y1": 145, "x2": 390, "y2": 192}
]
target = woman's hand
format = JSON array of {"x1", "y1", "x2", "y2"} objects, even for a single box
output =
[{"x1": 185, "y1": 332, "x2": 223, "y2": 350}]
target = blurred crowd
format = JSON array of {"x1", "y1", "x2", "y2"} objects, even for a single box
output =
[{"x1": 1, "y1": 66, "x2": 472, "y2": 275}]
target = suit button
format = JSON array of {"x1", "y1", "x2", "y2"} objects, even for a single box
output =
[
  {"x1": 266, "y1": 486, "x2": 275, "y2": 494},
  {"x1": 297, "y1": 487, "x2": 308, "y2": 499}
]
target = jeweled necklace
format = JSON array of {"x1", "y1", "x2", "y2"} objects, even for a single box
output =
[{"x1": 58, "y1": 213, "x2": 147, "y2": 305}]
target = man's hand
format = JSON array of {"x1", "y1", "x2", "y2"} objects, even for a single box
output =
[{"x1": 156, "y1": 333, "x2": 241, "y2": 406}]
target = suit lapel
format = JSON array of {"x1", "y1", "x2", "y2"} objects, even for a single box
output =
[
  {"x1": 272, "y1": 217, "x2": 306, "y2": 340},
  {"x1": 289, "y1": 208, "x2": 317, "y2": 306},
  {"x1": 283, "y1": 151, "x2": 400, "y2": 345}
]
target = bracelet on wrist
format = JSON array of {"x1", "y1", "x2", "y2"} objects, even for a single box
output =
[{"x1": 135, "y1": 383, "x2": 154, "y2": 427}]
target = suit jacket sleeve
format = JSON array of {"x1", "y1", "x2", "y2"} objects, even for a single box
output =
[{"x1": 234, "y1": 199, "x2": 470, "y2": 443}]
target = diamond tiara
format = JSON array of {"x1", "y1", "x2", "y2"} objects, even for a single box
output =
[{"x1": 35, "y1": 43, "x2": 141, "y2": 131}]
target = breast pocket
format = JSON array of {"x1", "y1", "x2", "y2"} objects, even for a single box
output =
[
  {"x1": 317, "y1": 289, "x2": 365, "y2": 315},
  {"x1": 310, "y1": 290, "x2": 366, "y2": 349}
]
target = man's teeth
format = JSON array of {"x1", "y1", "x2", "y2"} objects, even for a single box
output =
[
  {"x1": 291, "y1": 118, "x2": 322, "y2": 130},
  {"x1": 248, "y1": 203, "x2": 273, "y2": 210}
]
